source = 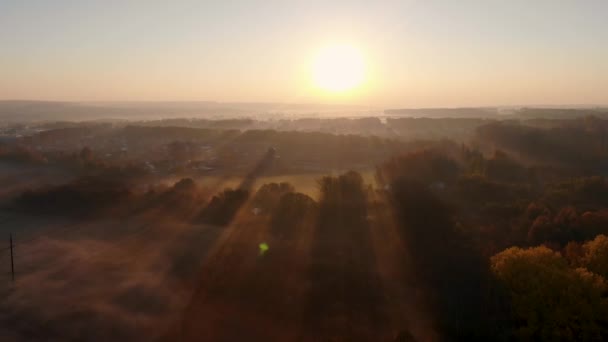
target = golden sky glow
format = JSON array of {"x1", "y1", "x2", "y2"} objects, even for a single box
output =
[{"x1": 1, "y1": 1, "x2": 608, "y2": 107}]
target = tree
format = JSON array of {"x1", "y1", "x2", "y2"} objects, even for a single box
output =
[
  {"x1": 491, "y1": 246, "x2": 608, "y2": 340},
  {"x1": 527, "y1": 207, "x2": 582, "y2": 246},
  {"x1": 581, "y1": 235, "x2": 608, "y2": 279},
  {"x1": 563, "y1": 241, "x2": 584, "y2": 266},
  {"x1": 270, "y1": 192, "x2": 316, "y2": 238},
  {"x1": 379, "y1": 149, "x2": 460, "y2": 186},
  {"x1": 580, "y1": 210, "x2": 608, "y2": 240},
  {"x1": 198, "y1": 188, "x2": 248, "y2": 226},
  {"x1": 252, "y1": 182, "x2": 295, "y2": 213}
]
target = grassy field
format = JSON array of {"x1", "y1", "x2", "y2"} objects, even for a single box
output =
[{"x1": 183, "y1": 169, "x2": 378, "y2": 198}]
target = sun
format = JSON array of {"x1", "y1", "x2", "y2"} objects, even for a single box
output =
[{"x1": 312, "y1": 44, "x2": 366, "y2": 93}]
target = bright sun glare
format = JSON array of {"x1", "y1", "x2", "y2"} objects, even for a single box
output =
[{"x1": 312, "y1": 44, "x2": 366, "y2": 93}]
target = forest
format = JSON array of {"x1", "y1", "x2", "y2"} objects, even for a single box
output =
[{"x1": 0, "y1": 115, "x2": 607, "y2": 341}]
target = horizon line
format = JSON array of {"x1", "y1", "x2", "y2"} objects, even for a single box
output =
[{"x1": 1, "y1": 99, "x2": 607, "y2": 110}]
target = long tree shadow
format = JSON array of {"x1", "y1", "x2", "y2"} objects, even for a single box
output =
[
  {"x1": 196, "y1": 147, "x2": 276, "y2": 226},
  {"x1": 387, "y1": 178, "x2": 503, "y2": 340},
  {"x1": 237, "y1": 147, "x2": 276, "y2": 192},
  {"x1": 303, "y1": 171, "x2": 388, "y2": 341},
  {"x1": 166, "y1": 148, "x2": 282, "y2": 341}
]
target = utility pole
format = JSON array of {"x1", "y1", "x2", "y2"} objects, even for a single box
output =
[{"x1": 9, "y1": 233, "x2": 14, "y2": 282}]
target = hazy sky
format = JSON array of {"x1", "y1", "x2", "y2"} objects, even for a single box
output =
[{"x1": 1, "y1": 0, "x2": 607, "y2": 107}]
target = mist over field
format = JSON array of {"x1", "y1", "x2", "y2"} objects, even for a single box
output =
[
  {"x1": 3, "y1": 101, "x2": 608, "y2": 123},
  {"x1": 2, "y1": 0, "x2": 608, "y2": 340},
  {"x1": 0, "y1": 104, "x2": 607, "y2": 341}
]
